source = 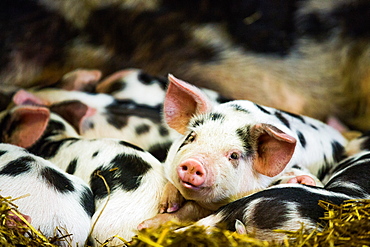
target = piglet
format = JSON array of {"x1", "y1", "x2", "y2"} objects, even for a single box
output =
[
  {"x1": 0, "y1": 143, "x2": 94, "y2": 246},
  {"x1": 12, "y1": 85, "x2": 179, "y2": 162},
  {"x1": 187, "y1": 134, "x2": 370, "y2": 242},
  {"x1": 139, "y1": 74, "x2": 347, "y2": 228},
  {"x1": 0, "y1": 104, "x2": 167, "y2": 245},
  {"x1": 96, "y1": 68, "x2": 231, "y2": 106}
]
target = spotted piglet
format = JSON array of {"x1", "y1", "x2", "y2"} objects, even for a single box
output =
[
  {"x1": 0, "y1": 104, "x2": 166, "y2": 245},
  {"x1": 187, "y1": 133, "x2": 370, "y2": 242},
  {"x1": 139, "y1": 74, "x2": 347, "y2": 228},
  {"x1": 95, "y1": 68, "x2": 231, "y2": 106},
  {"x1": 13, "y1": 86, "x2": 179, "y2": 162},
  {"x1": 0, "y1": 143, "x2": 94, "y2": 246}
]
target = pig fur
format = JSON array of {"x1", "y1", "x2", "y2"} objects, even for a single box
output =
[
  {"x1": 0, "y1": 104, "x2": 167, "y2": 245},
  {"x1": 188, "y1": 133, "x2": 370, "y2": 242},
  {"x1": 0, "y1": 143, "x2": 94, "y2": 246},
  {"x1": 161, "y1": 75, "x2": 347, "y2": 212}
]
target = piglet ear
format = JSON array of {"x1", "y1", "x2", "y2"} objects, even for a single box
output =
[
  {"x1": 96, "y1": 69, "x2": 136, "y2": 93},
  {"x1": 50, "y1": 100, "x2": 93, "y2": 134},
  {"x1": 252, "y1": 124, "x2": 296, "y2": 177},
  {"x1": 164, "y1": 74, "x2": 213, "y2": 134},
  {"x1": 4, "y1": 106, "x2": 50, "y2": 148},
  {"x1": 13, "y1": 89, "x2": 48, "y2": 106},
  {"x1": 59, "y1": 69, "x2": 102, "y2": 91}
]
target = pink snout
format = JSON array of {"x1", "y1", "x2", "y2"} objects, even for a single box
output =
[{"x1": 177, "y1": 159, "x2": 206, "y2": 188}]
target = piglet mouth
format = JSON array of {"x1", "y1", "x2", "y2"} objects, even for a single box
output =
[{"x1": 180, "y1": 181, "x2": 203, "y2": 191}]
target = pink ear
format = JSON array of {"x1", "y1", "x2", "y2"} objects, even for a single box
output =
[
  {"x1": 252, "y1": 124, "x2": 296, "y2": 177},
  {"x1": 163, "y1": 74, "x2": 213, "y2": 134},
  {"x1": 12, "y1": 90, "x2": 49, "y2": 106},
  {"x1": 60, "y1": 69, "x2": 102, "y2": 91},
  {"x1": 50, "y1": 100, "x2": 94, "y2": 134},
  {"x1": 96, "y1": 69, "x2": 136, "y2": 93},
  {"x1": 287, "y1": 175, "x2": 316, "y2": 186},
  {"x1": 4, "y1": 106, "x2": 50, "y2": 148}
]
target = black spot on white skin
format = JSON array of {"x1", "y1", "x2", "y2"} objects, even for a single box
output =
[
  {"x1": 66, "y1": 158, "x2": 78, "y2": 175},
  {"x1": 88, "y1": 122, "x2": 94, "y2": 130},
  {"x1": 105, "y1": 100, "x2": 162, "y2": 124},
  {"x1": 310, "y1": 124, "x2": 318, "y2": 130},
  {"x1": 104, "y1": 80, "x2": 126, "y2": 95},
  {"x1": 297, "y1": 131, "x2": 306, "y2": 148},
  {"x1": 80, "y1": 186, "x2": 95, "y2": 217},
  {"x1": 236, "y1": 126, "x2": 253, "y2": 154},
  {"x1": 0, "y1": 150, "x2": 7, "y2": 157},
  {"x1": 190, "y1": 112, "x2": 225, "y2": 128},
  {"x1": 41, "y1": 167, "x2": 75, "y2": 193},
  {"x1": 135, "y1": 124, "x2": 151, "y2": 135},
  {"x1": 229, "y1": 104, "x2": 251, "y2": 114},
  {"x1": 92, "y1": 151, "x2": 99, "y2": 158},
  {"x1": 316, "y1": 154, "x2": 332, "y2": 181},
  {"x1": 158, "y1": 125, "x2": 169, "y2": 137},
  {"x1": 0, "y1": 156, "x2": 33, "y2": 176},
  {"x1": 331, "y1": 141, "x2": 345, "y2": 163},
  {"x1": 29, "y1": 138, "x2": 79, "y2": 160},
  {"x1": 191, "y1": 118, "x2": 205, "y2": 128},
  {"x1": 254, "y1": 103, "x2": 271, "y2": 114},
  {"x1": 91, "y1": 154, "x2": 152, "y2": 199},
  {"x1": 281, "y1": 110, "x2": 305, "y2": 124},
  {"x1": 148, "y1": 141, "x2": 172, "y2": 162},
  {"x1": 210, "y1": 113, "x2": 225, "y2": 121},
  {"x1": 138, "y1": 71, "x2": 156, "y2": 85},
  {"x1": 274, "y1": 111, "x2": 290, "y2": 128},
  {"x1": 119, "y1": 140, "x2": 144, "y2": 152}
]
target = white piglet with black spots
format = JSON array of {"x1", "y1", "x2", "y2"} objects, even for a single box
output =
[
  {"x1": 140, "y1": 74, "x2": 347, "y2": 228},
  {"x1": 0, "y1": 143, "x2": 94, "y2": 246},
  {"x1": 187, "y1": 132, "x2": 370, "y2": 242},
  {"x1": 0, "y1": 104, "x2": 166, "y2": 245}
]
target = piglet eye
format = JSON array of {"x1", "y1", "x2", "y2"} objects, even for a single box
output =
[
  {"x1": 183, "y1": 131, "x2": 196, "y2": 145},
  {"x1": 230, "y1": 152, "x2": 239, "y2": 160}
]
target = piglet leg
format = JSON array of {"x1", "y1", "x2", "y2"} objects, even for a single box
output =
[
  {"x1": 138, "y1": 201, "x2": 213, "y2": 230},
  {"x1": 6, "y1": 212, "x2": 32, "y2": 232},
  {"x1": 159, "y1": 182, "x2": 185, "y2": 213}
]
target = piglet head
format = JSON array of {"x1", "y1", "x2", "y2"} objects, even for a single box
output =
[
  {"x1": 163, "y1": 75, "x2": 297, "y2": 210},
  {"x1": 0, "y1": 105, "x2": 50, "y2": 148},
  {"x1": 58, "y1": 69, "x2": 102, "y2": 91}
]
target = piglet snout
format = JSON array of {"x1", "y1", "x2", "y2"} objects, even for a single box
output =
[{"x1": 177, "y1": 159, "x2": 206, "y2": 188}]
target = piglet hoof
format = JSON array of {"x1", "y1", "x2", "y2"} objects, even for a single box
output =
[
  {"x1": 287, "y1": 175, "x2": 316, "y2": 186},
  {"x1": 137, "y1": 213, "x2": 175, "y2": 231},
  {"x1": 6, "y1": 212, "x2": 32, "y2": 232},
  {"x1": 159, "y1": 182, "x2": 185, "y2": 213}
]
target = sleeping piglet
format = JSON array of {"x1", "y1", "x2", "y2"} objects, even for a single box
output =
[
  {"x1": 0, "y1": 104, "x2": 166, "y2": 245},
  {"x1": 139, "y1": 74, "x2": 347, "y2": 228},
  {"x1": 0, "y1": 143, "x2": 94, "y2": 246}
]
